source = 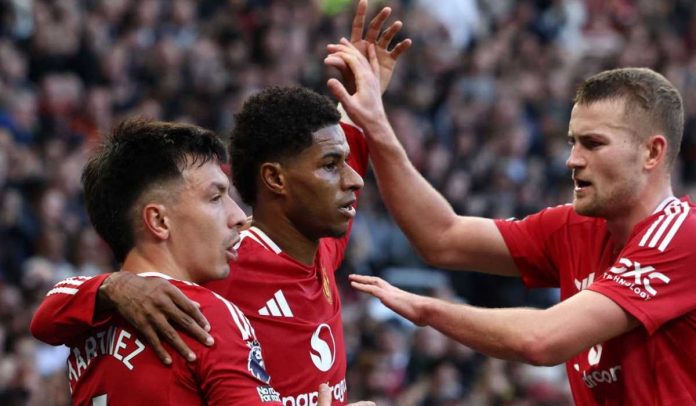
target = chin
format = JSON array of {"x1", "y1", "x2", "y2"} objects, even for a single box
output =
[
  {"x1": 216, "y1": 266, "x2": 230, "y2": 279},
  {"x1": 325, "y1": 226, "x2": 348, "y2": 239},
  {"x1": 573, "y1": 198, "x2": 607, "y2": 218}
]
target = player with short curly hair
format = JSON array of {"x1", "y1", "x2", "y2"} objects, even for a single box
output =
[{"x1": 230, "y1": 86, "x2": 341, "y2": 206}]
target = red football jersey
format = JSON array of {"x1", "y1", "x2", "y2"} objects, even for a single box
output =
[
  {"x1": 33, "y1": 273, "x2": 281, "y2": 406},
  {"x1": 495, "y1": 196, "x2": 696, "y2": 405},
  {"x1": 204, "y1": 123, "x2": 368, "y2": 405},
  {"x1": 30, "y1": 123, "x2": 369, "y2": 405}
]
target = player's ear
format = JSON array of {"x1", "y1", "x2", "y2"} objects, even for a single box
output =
[
  {"x1": 260, "y1": 162, "x2": 286, "y2": 196},
  {"x1": 644, "y1": 134, "x2": 667, "y2": 170},
  {"x1": 143, "y1": 203, "x2": 170, "y2": 240}
]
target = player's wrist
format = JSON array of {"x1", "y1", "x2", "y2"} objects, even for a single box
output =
[{"x1": 97, "y1": 272, "x2": 127, "y2": 311}]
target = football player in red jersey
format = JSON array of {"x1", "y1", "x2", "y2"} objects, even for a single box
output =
[
  {"x1": 31, "y1": 1, "x2": 409, "y2": 404},
  {"x1": 30, "y1": 118, "x2": 283, "y2": 405},
  {"x1": 328, "y1": 40, "x2": 696, "y2": 404}
]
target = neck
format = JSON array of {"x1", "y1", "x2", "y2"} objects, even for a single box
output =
[
  {"x1": 252, "y1": 207, "x2": 319, "y2": 266},
  {"x1": 605, "y1": 183, "x2": 674, "y2": 249},
  {"x1": 121, "y1": 244, "x2": 189, "y2": 280}
]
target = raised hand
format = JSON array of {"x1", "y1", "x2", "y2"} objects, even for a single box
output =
[
  {"x1": 326, "y1": 39, "x2": 386, "y2": 130},
  {"x1": 326, "y1": 0, "x2": 412, "y2": 94},
  {"x1": 98, "y1": 272, "x2": 213, "y2": 364}
]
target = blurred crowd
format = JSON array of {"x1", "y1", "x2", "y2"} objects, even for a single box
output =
[{"x1": 1, "y1": 0, "x2": 695, "y2": 404}]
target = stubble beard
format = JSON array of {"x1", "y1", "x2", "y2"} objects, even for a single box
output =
[{"x1": 573, "y1": 180, "x2": 636, "y2": 220}]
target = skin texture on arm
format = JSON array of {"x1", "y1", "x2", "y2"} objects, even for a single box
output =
[
  {"x1": 326, "y1": 40, "x2": 519, "y2": 276},
  {"x1": 30, "y1": 272, "x2": 212, "y2": 364},
  {"x1": 350, "y1": 274, "x2": 640, "y2": 366},
  {"x1": 98, "y1": 272, "x2": 214, "y2": 364}
]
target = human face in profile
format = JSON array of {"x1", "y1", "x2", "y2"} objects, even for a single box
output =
[
  {"x1": 282, "y1": 124, "x2": 364, "y2": 240},
  {"x1": 167, "y1": 160, "x2": 246, "y2": 282},
  {"x1": 566, "y1": 99, "x2": 647, "y2": 219}
]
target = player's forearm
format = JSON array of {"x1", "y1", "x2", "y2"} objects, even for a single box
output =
[
  {"x1": 361, "y1": 119, "x2": 462, "y2": 261},
  {"x1": 419, "y1": 298, "x2": 576, "y2": 366},
  {"x1": 364, "y1": 122, "x2": 456, "y2": 244}
]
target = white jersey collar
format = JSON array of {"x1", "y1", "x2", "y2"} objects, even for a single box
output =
[
  {"x1": 652, "y1": 196, "x2": 679, "y2": 214},
  {"x1": 241, "y1": 226, "x2": 283, "y2": 254}
]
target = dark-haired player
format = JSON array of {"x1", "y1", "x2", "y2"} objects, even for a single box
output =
[
  {"x1": 31, "y1": 2, "x2": 410, "y2": 403},
  {"x1": 31, "y1": 119, "x2": 280, "y2": 405}
]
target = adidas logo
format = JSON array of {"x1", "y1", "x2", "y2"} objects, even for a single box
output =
[
  {"x1": 258, "y1": 290, "x2": 294, "y2": 317},
  {"x1": 574, "y1": 272, "x2": 595, "y2": 291}
]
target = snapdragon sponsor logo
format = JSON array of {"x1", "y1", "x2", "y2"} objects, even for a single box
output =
[
  {"x1": 604, "y1": 258, "x2": 670, "y2": 300},
  {"x1": 573, "y1": 344, "x2": 622, "y2": 389},
  {"x1": 579, "y1": 365, "x2": 622, "y2": 389},
  {"x1": 310, "y1": 324, "x2": 336, "y2": 372},
  {"x1": 282, "y1": 378, "x2": 347, "y2": 406}
]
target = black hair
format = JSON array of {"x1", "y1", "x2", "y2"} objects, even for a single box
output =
[
  {"x1": 82, "y1": 118, "x2": 226, "y2": 262},
  {"x1": 230, "y1": 86, "x2": 341, "y2": 205}
]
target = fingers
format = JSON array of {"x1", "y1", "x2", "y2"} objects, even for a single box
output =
[
  {"x1": 327, "y1": 42, "x2": 368, "y2": 75},
  {"x1": 368, "y1": 44, "x2": 379, "y2": 76},
  {"x1": 377, "y1": 20, "x2": 402, "y2": 49},
  {"x1": 348, "y1": 274, "x2": 380, "y2": 284},
  {"x1": 317, "y1": 383, "x2": 331, "y2": 406},
  {"x1": 350, "y1": 0, "x2": 368, "y2": 42},
  {"x1": 390, "y1": 38, "x2": 412, "y2": 59},
  {"x1": 324, "y1": 53, "x2": 349, "y2": 71},
  {"x1": 168, "y1": 287, "x2": 211, "y2": 334},
  {"x1": 137, "y1": 323, "x2": 172, "y2": 365},
  {"x1": 327, "y1": 78, "x2": 351, "y2": 104},
  {"x1": 147, "y1": 311, "x2": 198, "y2": 362},
  {"x1": 366, "y1": 7, "x2": 392, "y2": 44}
]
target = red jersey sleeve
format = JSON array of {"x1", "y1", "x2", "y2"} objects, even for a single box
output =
[
  {"x1": 320, "y1": 123, "x2": 368, "y2": 270},
  {"x1": 589, "y1": 201, "x2": 696, "y2": 334},
  {"x1": 192, "y1": 289, "x2": 281, "y2": 405},
  {"x1": 30, "y1": 274, "x2": 111, "y2": 345},
  {"x1": 341, "y1": 122, "x2": 369, "y2": 178},
  {"x1": 494, "y1": 205, "x2": 577, "y2": 288}
]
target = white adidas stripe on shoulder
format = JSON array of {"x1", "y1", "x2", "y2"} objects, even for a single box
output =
[
  {"x1": 47, "y1": 286, "x2": 79, "y2": 296},
  {"x1": 240, "y1": 226, "x2": 282, "y2": 254},
  {"x1": 212, "y1": 292, "x2": 256, "y2": 341},
  {"x1": 46, "y1": 276, "x2": 94, "y2": 296},
  {"x1": 639, "y1": 201, "x2": 691, "y2": 252}
]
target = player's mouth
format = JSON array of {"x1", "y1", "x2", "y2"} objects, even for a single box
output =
[
  {"x1": 574, "y1": 178, "x2": 592, "y2": 193},
  {"x1": 338, "y1": 198, "x2": 356, "y2": 218},
  {"x1": 225, "y1": 237, "x2": 240, "y2": 261}
]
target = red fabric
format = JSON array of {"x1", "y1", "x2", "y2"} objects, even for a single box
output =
[
  {"x1": 59, "y1": 276, "x2": 280, "y2": 405},
  {"x1": 30, "y1": 122, "x2": 369, "y2": 405},
  {"x1": 496, "y1": 197, "x2": 696, "y2": 405}
]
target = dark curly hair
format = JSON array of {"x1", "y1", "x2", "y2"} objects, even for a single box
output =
[
  {"x1": 82, "y1": 118, "x2": 226, "y2": 262},
  {"x1": 230, "y1": 86, "x2": 341, "y2": 205}
]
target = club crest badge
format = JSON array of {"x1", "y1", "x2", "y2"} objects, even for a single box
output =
[{"x1": 321, "y1": 266, "x2": 333, "y2": 304}]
